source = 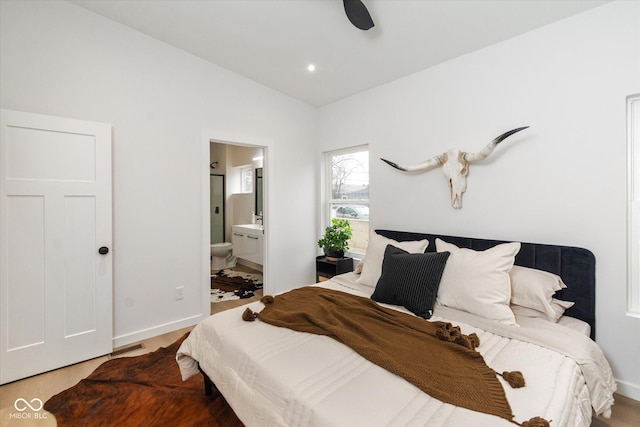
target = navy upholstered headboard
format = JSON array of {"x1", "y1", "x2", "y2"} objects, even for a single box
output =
[{"x1": 375, "y1": 230, "x2": 597, "y2": 339}]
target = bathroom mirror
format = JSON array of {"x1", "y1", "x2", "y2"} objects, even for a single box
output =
[{"x1": 255, "y1": 167, "x2": 263, "y2": 219}]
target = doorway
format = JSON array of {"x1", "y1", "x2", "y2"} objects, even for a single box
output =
[
  {"x1": 204, "y1": 136, "x2": 268, "y2": 315},
  {"x1": 209, "y1": 141, "x2": 265, "y2": 245}
]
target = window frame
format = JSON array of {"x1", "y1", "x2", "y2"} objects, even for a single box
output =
[
  {"x1": 628, "y1": 93, "x2": 640, "y2": 317},
  {"x1": 324, "y1": 145, "x2": 369, "y2": 258}
]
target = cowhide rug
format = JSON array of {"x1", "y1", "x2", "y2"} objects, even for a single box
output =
[
  {"x1": 211, "y1": 269, "x2": 263, "y2": 303},
  {"x1": 44, "y1": 334, "x2": 243, "y2": 427}
]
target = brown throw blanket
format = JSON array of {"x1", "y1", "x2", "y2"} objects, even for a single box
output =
[{"x1": 243, "y1": 287, "x2": 548, "y2": 427}]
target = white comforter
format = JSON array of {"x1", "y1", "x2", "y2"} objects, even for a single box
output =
[{"x1": 177, "y1": 273, "x2": 616, "y2": 427}]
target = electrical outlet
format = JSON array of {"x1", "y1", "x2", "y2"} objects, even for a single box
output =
[{"x1": 175, "y1": 286, "x2": 184, "y2": 300}]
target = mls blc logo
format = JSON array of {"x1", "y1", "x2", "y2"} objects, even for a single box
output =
[{"x1": 10, "y1": 398, "x2": 48, "y2": 420}]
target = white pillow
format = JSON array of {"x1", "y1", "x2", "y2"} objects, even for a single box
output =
[
  {"x1": 436, "y1": 238, "x2": 520, "y2": 325},
  {"x1": 509, "y1": 266, "x2": 567, "y2": 318},
  {"x1": 511, "y1": 298, "x2": 575, "y2": 322},
  {"x1": 356, "y1": 231, "x2": 429, "y2": 287}
]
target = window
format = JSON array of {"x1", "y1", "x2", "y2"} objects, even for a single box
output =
[
  {"x1": 325, "y1": 146, "x2": 369, "y2": 256},
  {"x1": 240, "y1": 166, "x2": 253, "y2": 193},
  {"x1": 628, "y1": 94, "x2": 640, "y2": 316}
]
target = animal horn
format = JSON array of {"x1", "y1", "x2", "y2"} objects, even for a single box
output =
[
  {"x1": 463, "y1": 126, "x2": 529, "y2": 163},
  {"x1": 380, "y1": 154, "x2": 443, "y2": 172}
]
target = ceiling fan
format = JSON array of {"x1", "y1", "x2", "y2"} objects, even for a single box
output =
[{"x1": 343, "y1": 0, "x2": 375, "y2": 30}]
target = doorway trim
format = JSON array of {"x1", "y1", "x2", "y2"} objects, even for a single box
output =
[{"x1": 201, "y1": 129, "x2": 271, "y2": 316}]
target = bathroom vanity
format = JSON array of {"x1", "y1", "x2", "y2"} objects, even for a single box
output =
[{"x1": 232, "y1": 224, "x2": 263, "y2": 266}]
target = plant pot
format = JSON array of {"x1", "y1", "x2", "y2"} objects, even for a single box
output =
[{"x1": 323, "y1": 248, "x2": 344, "y2": 261}]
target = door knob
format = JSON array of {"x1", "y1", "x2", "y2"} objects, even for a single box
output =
[{"x1": 98, "y1": 247, "x2": 109, "y2": 255}]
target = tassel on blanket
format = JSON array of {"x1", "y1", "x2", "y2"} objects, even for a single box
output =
[
  {"x1": 242, "y1": 296, "x2": 273, "y2": 322},
  {"x1": 242, "y1": 307, "x2": 257, "y2": 322},
  {"x1": 498, "y1": 371, "x2": 526, "y2": 388},
  {"x1": 468, "y1": 332, "x2": 480, "y2": 348},
  {"x1": 434, "y1": 322, "x2": 460, "y2": 341},
  {"x1": 518, "y1": 416, "x2": 550, "y2": 427},
  {"x1": 434, "y1": 322, "x2": 480, "y2": 350}
]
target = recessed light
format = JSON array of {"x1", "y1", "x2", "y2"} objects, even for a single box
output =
[{"x1": 307, "y1": 64, "x2": 316, "y2": 72}]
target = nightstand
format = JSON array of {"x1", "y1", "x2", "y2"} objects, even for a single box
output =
[{"x1": 316, "y1": 256, "x2": 354, "y2": 282}]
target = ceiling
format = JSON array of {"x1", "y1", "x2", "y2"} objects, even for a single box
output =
[{"x1": 71, "y1": 0, "x2": 610, "y2": 107}]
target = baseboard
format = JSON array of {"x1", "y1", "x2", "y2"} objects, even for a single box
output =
[
  {"x1": 112, "y1": 313, "x2": 206, "y2": 348},
  {"x1": 236, "y1": 258, "x2": 263, "y2": 272},
  {"x1": 615, "y1": 379, "x2": 640, "y2": 402}
]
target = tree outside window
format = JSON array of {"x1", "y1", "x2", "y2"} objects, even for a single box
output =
[{"x1": 326, "y1": 147, "x2": 369, "y2": 255}]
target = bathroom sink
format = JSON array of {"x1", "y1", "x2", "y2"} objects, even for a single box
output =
[
  {"x1": 234, "y1": 224, "x2": 263, "y2": 231},
  {"x1": 232, "y1": 224, "x2": 264, "y2": 266}
]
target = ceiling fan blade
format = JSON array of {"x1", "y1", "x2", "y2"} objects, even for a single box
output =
[{"x1": 343, "y1": 0, "x2": 375, "y2": 30}]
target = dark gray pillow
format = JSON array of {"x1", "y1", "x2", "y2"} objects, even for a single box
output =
[{"x1": 371, "y1": 245, "x2": 450, "y2": 319}]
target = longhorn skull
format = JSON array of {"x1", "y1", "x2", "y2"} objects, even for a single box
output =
[{"x1": 381, "y1": 127, "x2": 528, "y2": 209}]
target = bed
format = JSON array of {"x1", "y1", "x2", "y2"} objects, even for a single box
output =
[{"x1": 177, "y1": 230, "x2": 616, "y2": 427}]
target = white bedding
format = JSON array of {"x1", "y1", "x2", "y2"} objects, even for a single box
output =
[
  {"x1": 177, "y1": 273, "x2": 615, "y2": 427},
  {"x1": 557, "y1": 316, "x2": 591, "y2": 337}
]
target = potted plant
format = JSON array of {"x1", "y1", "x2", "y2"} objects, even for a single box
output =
[{"x1": 318, "y1": 218, "x2": 352, "y2": 261}]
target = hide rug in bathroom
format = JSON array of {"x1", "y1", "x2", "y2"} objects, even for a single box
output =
[{"x1": 211, "y1": 269, "x2": 263, "y2": 302}]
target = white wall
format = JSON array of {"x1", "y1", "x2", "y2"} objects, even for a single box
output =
[
  {"x1": 0, "y1": 0, "x2": 318, "y2": 346},
  {"x1": 318, "y1": 1, "x2": 640, "y2": 399}
]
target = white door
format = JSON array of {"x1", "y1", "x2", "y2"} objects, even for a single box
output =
[{"x1": 0, "y1": 110, "x2": 112, "y2": 384}]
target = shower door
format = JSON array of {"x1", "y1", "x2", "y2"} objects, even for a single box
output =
[{"x1": 210, "y1": 174, "x2": 225, "y2": 243}]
